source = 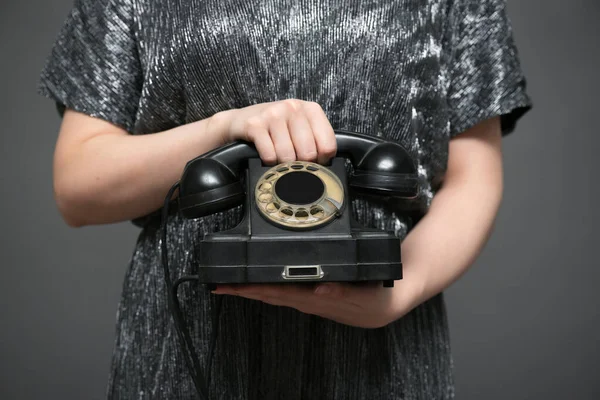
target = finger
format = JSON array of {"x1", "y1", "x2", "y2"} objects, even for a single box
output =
[
  {"x1": 221, "y1": 283, "x2": 315, "y2": 298},
  {"x1": 269, "y1": 122, "x2": 297, "y2": 163},
  {"x1": 288, "y1": 113, "x2": 317, "y2": 162},
  {"x1": 212, "y1": 284, "x2": 237, "y2": 293},
  {"x1": 216, "y1": 284, "x2": 321, "y2": 311},
  {"x1": 264, "y1": 104, "x2": 296, "y2": 163},
  {"x1": 246, "y1": 121, "x2": 277, "y2": 165},
  {"x1": 302, "y1": 102, "x2": 337, "y2": 165},
  {"x1": 227, "y1": 293, "x2": 304, "y2": 309},
  {"x1": 216, "y1": 284, "x2": 324, "y2": 306}
]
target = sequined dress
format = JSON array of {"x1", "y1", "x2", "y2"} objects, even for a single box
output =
[{"x1": 38, "y1": 0, "x2": 531, "y2": 398}]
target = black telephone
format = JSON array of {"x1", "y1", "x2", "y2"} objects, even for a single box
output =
[{"x1": 158, "y1": 130, "x2": 420, "y2": 400}]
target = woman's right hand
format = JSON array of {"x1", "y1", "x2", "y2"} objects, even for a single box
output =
[
  {"x1": 51, "y1": 99, "x2": 337, "y2": 226},
  {"x1": 212, "y1": 99, "x2": 338, "y2": 166}
]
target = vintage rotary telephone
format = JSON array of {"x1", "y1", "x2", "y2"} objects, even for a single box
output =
[{"x1": 159, "y1": 130, "x2": 420, "y2": 399}]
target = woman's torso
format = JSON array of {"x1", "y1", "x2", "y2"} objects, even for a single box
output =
[{"x1": 108, "y1": 1, "x2": 456, "y2": 398}]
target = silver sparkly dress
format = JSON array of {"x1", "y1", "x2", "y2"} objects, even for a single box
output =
[{"x1": 38, "y1": 0, "x2": 531, "y2": 398}]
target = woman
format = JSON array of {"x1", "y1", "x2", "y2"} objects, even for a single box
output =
[{"x1": 38, "y1": 0, "x2": 531, "y2": 398}]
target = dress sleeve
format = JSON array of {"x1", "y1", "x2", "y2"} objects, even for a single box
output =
[
  {"x1": 38, "y1": 0, "x2": 142, "y2": 132},
  {"x1": 446, "y1": 0, "x2": 532, "y2": 137}
]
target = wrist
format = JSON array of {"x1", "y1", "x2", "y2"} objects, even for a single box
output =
[{"x1": 207, "y1": 109, "x2": 235, "y2": 146}]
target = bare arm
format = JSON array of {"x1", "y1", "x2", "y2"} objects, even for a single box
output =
[
  {"x1": 53, "y1": 100, "x2": 337, "y2": 227},
  {"x1": 53, "y1": 110, "x2": 228, "y2": 227},
  {"x1": 397, "y1": 116, "x2": 504, "y2": 310}
]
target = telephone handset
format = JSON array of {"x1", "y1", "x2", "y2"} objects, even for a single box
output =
[
  {"x1": 178, "y1": 129, "x2": 419, "y2": 219},
  {"x1": 158, "y1": 130, "x2": 421, "y2": 400}
]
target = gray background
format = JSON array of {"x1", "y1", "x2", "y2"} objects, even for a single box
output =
[{"x1": 1, "y1": 0, "x2": 598, "y2": 399}]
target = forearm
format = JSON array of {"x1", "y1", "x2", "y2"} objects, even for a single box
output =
[
  {"x1": 54, "y1": 111, "x2": 228, "y2": 227},
  {"x1": 401, "y1": 174, "x2": 503, "y2": 303},
  {"x1": 397, "y1": 117, "x2": 504, "y2": 309}
]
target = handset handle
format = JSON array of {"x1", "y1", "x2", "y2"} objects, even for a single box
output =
[{"x1": 178, "y1": 130, "x2": 419, "y2": 215}]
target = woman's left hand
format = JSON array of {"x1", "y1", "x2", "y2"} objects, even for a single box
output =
[
  {"x1": 213, "y1": 118, "x2": 507, "y2": 329},
  {"x1": 212, "y1": 280, "x2": 422, "y2": 329}
]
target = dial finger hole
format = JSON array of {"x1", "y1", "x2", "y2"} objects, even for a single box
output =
[
  {"x1": 279, "y1": 207, "x2": 293, "y2": 217},
  {"x1": 266, "y1": 202, "x2": 280, "y2": 213},
  {"x1": 295, "y1": 209, "x2": 309, "y2": 220},
  {"x1": 258, "y1": 182, "x2": 272, "y2": 192},
  {"x1": 306, "y1": 165, "x2": 319, "y2": 171},
  {"x1": 265, "y1": 173, "x2": 277, "y2": 181},
  {"x1": 258, "y1": 193, "x2": 272, "y2": 203},
  {"x1": 310, "y1": 206, "x2": 325, "y2": 218},
  {"x1": 276, "y1": 166, "x2": 289, "y2": 173},
  {"x1": 291, "y1": 164, "x2": 303, "y2": 170}
]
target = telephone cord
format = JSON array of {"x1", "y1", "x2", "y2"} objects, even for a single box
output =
[{"x1": 161, "y1": 181, "x2": 222, "y2": 400}]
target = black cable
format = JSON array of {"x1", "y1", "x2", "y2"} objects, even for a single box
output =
[
  {"x1": 172, "y1": 277, "x2": 224, "y2": 395},
  {"x1": 161, "y1": 182, "x2": 209, "y2": 399},
  {"x1": 206, "y1": 295, "x2": 223, "y2": 388}
]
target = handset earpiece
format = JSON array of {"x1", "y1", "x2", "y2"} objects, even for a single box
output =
[
  {"x1": 334, "y1": 130, "x2": 419, "y2": 198},
  {"x1": 350, "y1": 141, "x2": 419, "y2": 198},
  {"x1": 178, "y1": 141, "x2": 259, "y2": 219}
]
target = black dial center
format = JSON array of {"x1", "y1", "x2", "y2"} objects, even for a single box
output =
[{"x1": 274, "y1": 171, "x2": 324, "y2": 205}]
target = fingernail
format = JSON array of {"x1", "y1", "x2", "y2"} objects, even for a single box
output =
[{"x1": 315, "y1": 285, "x2": 331, "y2": 295}]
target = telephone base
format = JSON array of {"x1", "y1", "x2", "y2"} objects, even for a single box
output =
[{"x1": 195, "y1": 231, "x2": 402, "y2": 285}]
